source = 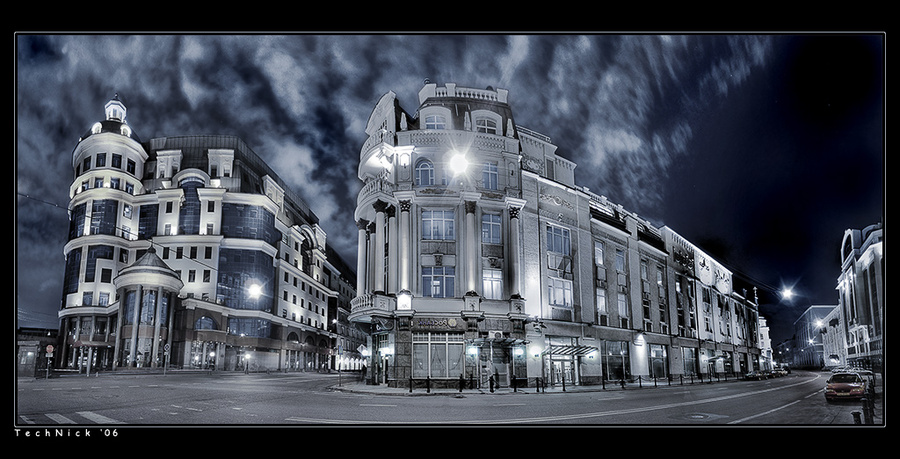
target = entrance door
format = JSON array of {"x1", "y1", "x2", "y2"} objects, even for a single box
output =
[{"x1": 551, "y1": 358, "x2": 577, "y2": 386}]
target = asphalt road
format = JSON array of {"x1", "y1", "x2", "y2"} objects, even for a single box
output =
[{"x1": 15, "y1": 369, "x2": 882, "y2": 430}]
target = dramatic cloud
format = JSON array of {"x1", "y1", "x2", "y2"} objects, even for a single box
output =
[{"x1": 16, "y1": 34, "x2": 883, "y2": 344}]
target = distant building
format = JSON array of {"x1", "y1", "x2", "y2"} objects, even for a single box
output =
[
  {"x1": 836, "y1": 223, "x2": 883, "y2": 371},
  {"x1": 758, "y1": 316, "x2": 774, "y2": 370},
  {"x1": 792, "y1": 305, "x2": 834, "y2": 369},
  {"x1": 17, "y1": 327, "x2": 58, "y2": 378},
  {"x1": 351, "y1": 82, "x2": 763, "y2": 388},
  {"x1": 58, "y1": 95, "x2": 358, "y2": 373},
  {"x1": 820, "y1": 306, "x2": 846, "y2": 369}
]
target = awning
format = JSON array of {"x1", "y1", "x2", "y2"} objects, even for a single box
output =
[
  {"x1": 541, "y1": 345, "x2": 599, "y2": 356},
  {"x1": 468, "y1": 337, "x2": 528, "y2": 347}
]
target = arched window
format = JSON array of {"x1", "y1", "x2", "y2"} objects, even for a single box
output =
[
  {"x1": 415, "y1": 159, "x2": 434, "y2": 186},
  {"x1": 475, "y1": 117, "x2": 498, "y2": 134},
  {"x1": 424, "y1": 114, "x2": 446, "y2": 130},
  {"x1": 195, "y1": 316, "x2": 219, "y2": 330}
]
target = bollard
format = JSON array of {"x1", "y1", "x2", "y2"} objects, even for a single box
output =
[
  {"x1": 409, "y1": 377, "x2": 413, "y2": 393},
  {"x1": 426, "y1": 377, "x2": 431, "y2": 393},
  {"x1": 490, "y1": 375, "x2": 495, "y2": 393},
  {"x1": 861, "y1": 398, "x2": 872, "y2": 424},
  {"x1": 459, "y1": 374, "x2": 465, "y2": 393},
  {"x1": 851, "y1": 411, "x2": 862, "y2": 425}
]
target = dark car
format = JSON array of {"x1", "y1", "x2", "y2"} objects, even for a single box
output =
[
  {"x1": 745, "y1": 371, "x2": 767, "y2": 380},
  {"x1": 825, "y1": 372, "x2": 867, "y2": 401}
]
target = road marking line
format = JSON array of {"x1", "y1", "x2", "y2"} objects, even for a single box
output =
[
  {"x1": 46, "y1": 414, "x2": 76, "y2": 424},
  {"x1": 727, "y1": 400, "x2": 801, "y2": 424},
  {"x1": 360, "y1": 403, "x2": 397, "y2": 407},
  {"x1": 76, "y1": 411, "x2": 123, "y2": 424}
]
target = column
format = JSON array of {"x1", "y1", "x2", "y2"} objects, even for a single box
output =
[
  {"x1": 367, "y1": 221, "x2": 377, "y2": 295},
  {"x1": 373, "y1": 200, "x2": 389, "y2": 294},
  {"x1": 465, "y1": 200, "x2": 478, "y2": 295},
  {"x1": 129, "y1": 285, "x2": 142, "y2": 367},
  {"x1": 398, "y1": 200, "x2": 411, "y2": 292},
  {"x1": 151, "y1": 287, "x2": 164, "y2": 367},
  {"x1": 356, "y1": 219, "x2": 369, "y2": 294},
  {"x1": 387, "y1": 205, "x2": 398, "y2": 294},
  {"x1": 508, "y1": 205, "x2": 522, "y2": 298}
]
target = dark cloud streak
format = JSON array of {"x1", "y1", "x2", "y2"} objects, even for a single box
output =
[{"x1": 16, "y1": 34, "x2": 883, "y2": 346}]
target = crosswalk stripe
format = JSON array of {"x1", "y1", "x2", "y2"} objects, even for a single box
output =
[
  {"x1": 46, "y1": 413, "x2": 76, "y2": 424},
  {"x1": 76, "y1": 411, "x2": 123, "y2": 424}
]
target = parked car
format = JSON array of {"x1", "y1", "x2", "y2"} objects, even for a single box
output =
[
  {"x1": 771, "y1": 367, "x2": 788, "y2": 377},
  {"x1": 825, "y1": 372, "x2": 867, "y2": 401},
  {"x1": 745, "y1": 371, "x2": 767, "y2": 380}
]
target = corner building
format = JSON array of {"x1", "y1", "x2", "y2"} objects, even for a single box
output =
[
  {"x1": 351, "y1": 82, "x2": 763, "y2": 388},
  {"x1": 60, "y1": 96, "x2": 359, "y2": 373}
]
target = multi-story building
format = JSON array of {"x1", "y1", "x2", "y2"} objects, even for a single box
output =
[
  {"x1": 820, "y1": 306, "x2": 846, "y2": 369},
  {"x1": 836, "y1": 223, "x2": 883, "y2": 371},
  {"x1": 350, "y1": 82, "x2": 763, "y2": 388},
  {"x1": 792, "y1": 305, "x2": 834, "y2": 369},
  {"x1": 59, "y1": 95, "x2": 357, "y2": 373}
]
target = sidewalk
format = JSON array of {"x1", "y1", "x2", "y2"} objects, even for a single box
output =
[{"x1": 331, "y1": 374, "x2": 733, "y2": 397}]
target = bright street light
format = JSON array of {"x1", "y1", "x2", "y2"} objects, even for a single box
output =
[
  {"x1": 448, "y1": 152, "x2": 468, "y2": 175},
  {"x1": 781, "y1": 287, "x2": 793, "y2": 300}
]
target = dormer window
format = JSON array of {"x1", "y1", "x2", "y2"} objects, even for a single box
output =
[
  {"x1": 475, "y1": 117, "x2": 498, "y2": 134},
  {"x1": 424, "y1": 114, "x2": 446, "y2": 130}
]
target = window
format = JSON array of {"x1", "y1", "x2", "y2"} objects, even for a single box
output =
[
  {"x1": 412, "y1": 332, "x2": 464, "y2": 379},
  {"x1": 548, "y1": 276, "x2": 573, "y2": 307},
  {"x1": 594, "y1": 241, "x2": 605, "y2": 265},
  {"x1": 481, "y1": 213, "x2": 501, "y2": 244},
  {"x1": 475, "y1": 117, "x2": 498, "y2": 134},
  {"x1": 618, "y1": 292, "x2": 628, "y2": 319},
  {"x1": 597, "y1": 287, "x2": 607, "y2": 315},
  {"x1": 482, "y1": 162, "x2": 498, "y2": 190},
  {"x1": 422, "y1": 210, "x2": 454, "y2": 240},
  {"x1": 414, "y1": 159, "x2": 434, "y2": 186},
  {"x1": 424, "y1": 115, "x2": 446, "y2": 130},
  {"x1": 112, "y1": 154, "x2": 122, "y2": 169},
  {"x1": 616, "y1": 248, "x2": 626, "y2": 272},
  {"x1": 483, "y1": 268, "x2": 503, "y2": 300},
  {"x1": 423, "y1": 266, "x2": 455, "y2": 298},
  {"x1": 546, "y1": 225, "x2": 571, "y2": 271},
  {"x1": 546, "y1": 225, "x2": 570, "y2": 254}
]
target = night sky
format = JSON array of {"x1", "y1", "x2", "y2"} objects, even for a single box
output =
[{"x1": 16, "y1": 34, "x2": 883, "y2": 344}]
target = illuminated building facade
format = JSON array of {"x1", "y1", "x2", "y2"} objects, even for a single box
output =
[
  {"x1": 835, "y1": 223, "x2": 883, "y2": 370},
  {"x1": 59, "y1": 95, "x2": 359, "y2": 373},
  {"x1": 351, "y1": 82, "x2": 763, "y2": 388}
]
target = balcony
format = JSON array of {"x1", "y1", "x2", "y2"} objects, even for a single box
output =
[
  {"x1": 357, "y1": 177, "x2": 395, "y2": 208},
  {"x1": 348, "y1": 293, "x2": 396, "y2": 322}
]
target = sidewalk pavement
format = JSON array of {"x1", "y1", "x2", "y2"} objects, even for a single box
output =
[{"x1": 331, "y1": 374, "x2": 743, "y2": 396}]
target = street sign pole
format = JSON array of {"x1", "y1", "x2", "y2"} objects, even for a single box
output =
[{"x1": 45, "y1": 345, "x2": 54, "y2": 380}]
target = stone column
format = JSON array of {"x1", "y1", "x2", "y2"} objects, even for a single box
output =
[
  {"x1": 373, "y1": 200, "x2": 389, "y2": 294},
  {"x1": 386, "y1": 205, "x2": 398, "y2": 294},
  {"x1": 508, "y1": 205, "x2": 522, "y2": 298},
  {"x1": 129, "y1": 285, "x2": 142, "y2": 367},
  {"x1": 398, "y1": 200, "x2": 411, "y2": 292},
  {"x1": 151, "y1": 287, "x2": 164, "y2": 367},
  {"x1": 356, "y1": 219, "x2": 369, "y2": 294},
  {"x1": 465, "y1": 200, "x2": 478, "y2": 295}
]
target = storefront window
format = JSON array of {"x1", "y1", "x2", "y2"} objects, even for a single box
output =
[
  {"x1": 412, "y1": 332, "x2": 464, "y2": 379},
  {"x1": 601, "y1": 340, "x2": 630, "y2": 381}
]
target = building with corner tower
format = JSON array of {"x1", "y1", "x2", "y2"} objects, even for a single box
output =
[
  {"x1": 351, "y1": 81, "x2": 763, "y2": 389},
  {"x1": 59, "y1": 95, "x2": 359, "y2": 374}
]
